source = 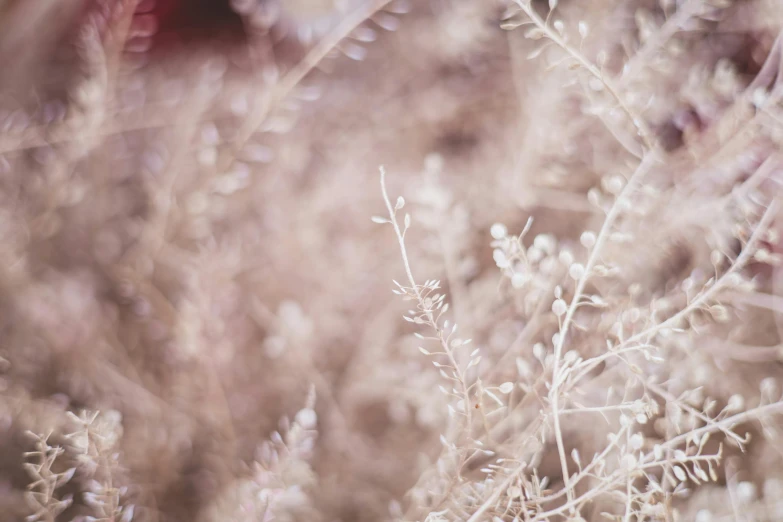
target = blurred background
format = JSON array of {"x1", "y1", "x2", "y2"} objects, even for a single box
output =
[{"x1": 0, "y1": 0, "x2": 782, "y2": 521}]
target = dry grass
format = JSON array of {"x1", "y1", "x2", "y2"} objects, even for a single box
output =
[{"x1": 0, "y1": 0, "x2": 782, "y2": 521}]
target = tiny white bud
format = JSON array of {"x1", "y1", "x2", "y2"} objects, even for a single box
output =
[
  {"x1": 673, "y1": 465, "x2": 687, "y2": 482},
  {"x1": 490, "y1": 223, "x2": 507, "y2": 239},
  {"x1": 569, "y1": 263, "x2": 585, "y2": 280},
  {"x1": 571, "y1": 448, "x2": 581, "y2": 465},
  {"x1": 727, "y1": 394, "x2": 744, "y2": 412},
  {"x1": 493, "y1": 249, "x2": 510, "y2": 268},
  {"x1": 559, "y1": 249, "x2": 574, "y2": 266},
  {"x1": 621, "y1": 453, "x2": 637, "y2": 470},
  {"x1": 511, "y1": 272, "x2": 528, "y2": 288},
  {"x1": 580, "y1": 231, "x2": 596, "y2": 248}
]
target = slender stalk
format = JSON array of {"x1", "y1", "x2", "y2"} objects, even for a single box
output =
[
  {"x1": 379, "y1": 167, "x2": 474, "y2": 435},
  {"x1": 513, "y1": 0, "x2": 656, "y2": 150}
]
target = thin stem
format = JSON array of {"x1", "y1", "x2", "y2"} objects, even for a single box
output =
[
  {"x1": 623, "y1": 428, "x2": 634, "y2": 522},
  {"x1": 379, "y1": 168, "x2": 474, "y2": 435},
  {"x1": 466, "y1": 464, "x2": 525, "y2": 522},
  {"x1": 535, "y1": 400, "x2": 783, "y2": 518},
  {"x1": 549, "y1": 152, "x2": 658, "y2": 504},
  {"x1": 514, "y1": 0, "x2": 656, "y2": 150},
  {"x1": 622, "y1": 200, "x2": 779, "y2": 348}
]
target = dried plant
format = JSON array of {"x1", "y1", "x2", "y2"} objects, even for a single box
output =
[
  {"x1": 370, "y1": 1, "x2": 783, "y2": 519},
  {"x1": 64, "y1": 410, "x2": 134, "y2": 522},
  {"x1": 23, "y1": 432, "x2": 75, "y2": 522},
  {"x1": 1, "y1": 0, "x2": 783, "y2": 521}
]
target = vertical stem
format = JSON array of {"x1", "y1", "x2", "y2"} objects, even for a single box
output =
[
  {"x1": 549, "y1": 153, "x2": 658, "y2": 505},
  {"x1": 379, "y1": 167, "x2": 474, "y2": 436}
]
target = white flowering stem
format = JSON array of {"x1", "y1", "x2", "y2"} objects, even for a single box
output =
[
  {"x1": 548, "y1": 152, "x2": 658, "y2": 505},
  {"x1": 513, "y1": 0, "x2": 655, "y2": 150},
  {"x1": 563, "y1": 195, "x2": 778, "y2": 419},
  {"x1": 621, "y1": 198, "x2": 779, "y2": 349},
  {"x1": 379, "y1": 167, "x2": 474, "y2": 436},
  {"x1": 538, "y1": 398, "x2": 783, "y2": 517},
  {"x1": 623, "y1": 428, "x2": 634, "y2": 522},
  {"x1": 534, "y1": 423, "x2": 630, "y2": 505},
  {"x1": 645, "y1": 381, "x2": 746, "y2": 447}
]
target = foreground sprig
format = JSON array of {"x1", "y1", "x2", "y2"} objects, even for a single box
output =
[{"x1": 374, "y1": 167, "x2": 479, "y2": 439}]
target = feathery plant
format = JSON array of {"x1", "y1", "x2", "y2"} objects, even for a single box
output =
[
  {"x1": 374, "y1": 1, "x2": 783, "y2": 519},
  {"x1": 4, "y1": 0, "x2": 783, "y2": 520}
]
